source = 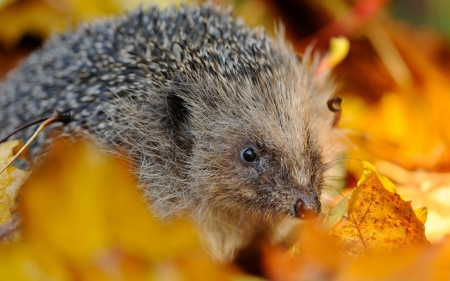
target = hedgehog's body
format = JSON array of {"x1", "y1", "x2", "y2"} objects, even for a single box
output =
[{"x1": 0, "y1": 5, "x2": 340, "y2": 261}]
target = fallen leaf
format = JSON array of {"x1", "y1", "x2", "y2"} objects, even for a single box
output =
[
  {"x1": 263, "y1": 222, "x2": 450, "y2": 281},
  {"x1": 0, "y1": 140, "x2": 248, "y2": 280},
  {"x1": 0, "y1": 0, "x2": 189, "y2": 49},
  {"x1": 330, "y1": 161, "x2": 429, "y2": 256},
  {"x1": 376, "y1": 160, "x2": 450, "y2": 241},
  {"x1": 263, "y1": 223, "x2": 342, "y2": 281},
  {"x1": 0, "y1": 140, "x2": 31, "y2": 226},
  {"x1": 336, "y1": 237, "x2": 450, "y2": 281},
  {"x1": 0, "y1": 1, "x2": 66, "y2": 49},
  {"x1": 264, "y1": 161, "x2": 447, "y2": 280},
  {"x1": 315, "y1": 36, "x2": 350, "y2": 77}
]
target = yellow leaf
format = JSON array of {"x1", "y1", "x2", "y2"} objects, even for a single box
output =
[
  {"x1": 21, "y1": 142, "x2": 200, "y2": 261},
  {"x1": 0, "y1": 0, "x2": 190, "y2": 48},
  {"x1": 331, "y1": 163, "x2": 429, "y2": 256},
  {"x1": 328, "y1": 36, "x2": 350, "y2": 67},
  {"x1": 0, "y1": 140, "x2": 31, "y2": 225},
  {"x1": 0, "y1": 1, "x2": 66, "y2": 48},
  {"x1": 359, "y1": 160, "x2": 396, "y2": 193},
  {"x1": 338, "y1": 238, "x2": 450, "y2": 280},
  {"x1": 414, "y1": 207, "x2": 428, "y2": 225},
  {"x1": 315, "y1": 36, "x2": 350, "y2": 76},
  {"x1": 115, "y1": 0, "x2": 188, "y2": 11},
  {"x1": 263, "y1": 223, "x2": 341, "y2": 281},
  {"x1": 0, "y1": 141, "x2": 247, "y2": 279},
  {"x1": 68, "y1": 0, "x2": 120, "y2": 20},
  {"x1": 376, "y1": 161, "x2": 450, "y2": 241}
]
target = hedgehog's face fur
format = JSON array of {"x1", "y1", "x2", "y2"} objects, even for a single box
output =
[
  {"x1": 190, "y1": 125, "x2": 325, "y2": 220},
  {"x1": 164, "y1": 43, "x2": 338, "y2": 222}
]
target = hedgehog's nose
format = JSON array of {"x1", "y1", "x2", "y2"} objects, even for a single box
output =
[{"x1": 294, "y1": 193, "x2": 321, "y2": 220}]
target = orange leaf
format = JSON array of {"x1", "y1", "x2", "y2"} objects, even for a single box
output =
[
  {"x1": 338, "y1": 237, "x2": 450, "y2": 280},
  {"x1": 263, "y1": 223, "x2": 342, "y2": 281},
  {"x1": 331, "y1": 162, "x2": 429, "y2": 255},
  {"x1": 0, "y1": 140, "x2": 31, "y2": 225},
  {"x1": 0, "y1": 141, "x2": 247, "y2": 280}
]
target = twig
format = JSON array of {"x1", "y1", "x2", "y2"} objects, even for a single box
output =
[
  {"x1": 0, "y1": 111, "x2": 70, "y2": 144},
  {"x1": 0, "y1": 110, "x2": 65, "y2": 175}
]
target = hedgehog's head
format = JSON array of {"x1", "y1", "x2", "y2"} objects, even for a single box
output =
[{"x1": 163, "y1": 42, "x2": 340, "y2": 221}]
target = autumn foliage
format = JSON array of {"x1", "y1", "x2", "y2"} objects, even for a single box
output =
[
  {"x1": 1, "y1": 0, "x2": 450, "y2": 280},
  {"x1": 326, "y1": 162, "x2": 429, "y2": 255},
  {"x1": 0, "y1": 141, "x2": 247, "y2": 280}
]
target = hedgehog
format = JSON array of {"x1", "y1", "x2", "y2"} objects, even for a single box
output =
[{"x1": 0, "y1": 4, "x2": 342, "y2": 261}]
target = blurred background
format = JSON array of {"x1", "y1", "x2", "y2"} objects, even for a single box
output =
[{"x1": 1, "y1": 0, "x2": 450, "y2": 239}]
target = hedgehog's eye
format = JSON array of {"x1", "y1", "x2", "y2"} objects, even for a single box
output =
[{"x1": 241, "y1": 147, "x2": 258, "y2": 163}]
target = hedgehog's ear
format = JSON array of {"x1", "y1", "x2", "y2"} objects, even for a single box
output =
[{"x1": 164, "y1": 92, "x2": 192, "y2": 148}]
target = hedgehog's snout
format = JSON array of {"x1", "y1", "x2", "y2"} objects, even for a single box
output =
[{"x1": 294, "y1": 192, "x2": 321, "y2": 220}]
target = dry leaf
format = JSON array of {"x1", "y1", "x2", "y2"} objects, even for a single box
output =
[
  {"x1": 263, "y1": 223, "x2": 342, "y2": 281},
  {"x1": 328, "y1": 161, "x2": 429, "y2": 256},
  {"x1": 0, "y1": 1, "x2": 66, "y2": 48},
  {"x1": 0, "y1": 141, "x2": 248, "y2": 280},
  {"x1": 263, "y1": 162, "x2": 447, "y2": 280},
  {"x1": 0, "y1": 0, "x2": 189, "y2": 49},
  {"x1": 263, "y1": 222, "x2": 450, "y2": 281},
  {"x1": 0, "y1": 140, "x2": 31, "y2": 226},
  {"x1": 336, "y1": 238, "x2": 450, "y2": 281},
  {"x1": 376, "y1": 160, "x2": 450, "y2": 241},
  {"x1": 339, "y1": 20, "x2": 450, "y2": 172}
]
